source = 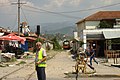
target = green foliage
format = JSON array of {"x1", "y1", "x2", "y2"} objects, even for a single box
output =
[
  {"x1": 10, "y1": 57, "x2": 17, "y2": 62},
  {"x1": 16, "y1": 61, "x2": 26, "y2": 65},
  {"x1": 98, "y1": 21, "x2": 113, "y2": 28},
  {"x1": 24, "y1": 32, "x2": 29, "y2": 37},
  {"x1": 35, "y1": 37, "x2": 44, "y2": 43},
  {"x1": 111, "y1": 38, "x2": 120, "y2": 44},
  {"x1": 51, "y1": 37, "x2": 62, "y2": 50},
  {"x1": 72, "y1": 39, "x2": 84, "y2": 47},
  {"x1": 79, "y1": 41, "x2": 84, "y2": 47}
]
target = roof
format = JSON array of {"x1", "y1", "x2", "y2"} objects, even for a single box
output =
[
  {"x1": 76, "y1": 11, "x2": 120, "y2": 24},
  {"x1": 103, "y1": 31, "x2": 120, "y2": 39},
  {"x1": 86, "y1": 30, "x2": 120, "y2": 40},
  {"x1": 86, "y1": 34, "x2": 104, "y2": 40}
]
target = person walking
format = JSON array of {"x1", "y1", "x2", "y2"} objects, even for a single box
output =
[
  {"x1": 90, "y1": 46, "x2": 98, "y2": 66},
  {"x1": 35, "y1": 42, "x2": 47, "y2": 80}
]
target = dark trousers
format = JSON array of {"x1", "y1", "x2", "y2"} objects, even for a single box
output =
[
  {"x1": 36, "y1": 66, "x2": 46, "y2": 80},
  {"x1": 90, "y1": 55, "x2": 98, "y2": 65}
]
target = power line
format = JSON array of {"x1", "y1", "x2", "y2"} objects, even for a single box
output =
[
  {"x1": 23, "y1": 5, "x2": 81, "y2": 19},
  {"x1": 21, "y1": 7, "x2": 29, "y2": 25},
  {"x1": 22, "y1": 2, "x2": 120, "y2": 19},
  {"x1": 0, "y1": 1, "x2": 120, "y2": 27},
  {"x1": 24, "y1": 2, "x2": 120, "y2": 14},
  {"x1": 21, "y1": 7, "x2": 46, "y2": 13},
  {"x1": 11, "y1": 0, "x2": 26, "y2": 35},
  {"x1": 11, "y1": 14, "x2": 18, "y2": 31},
  {"x1": 57, "y1": 2, "x2": 120, "y2": 13}
]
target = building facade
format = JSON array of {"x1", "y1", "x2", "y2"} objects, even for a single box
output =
[{"x1": 76, "y1": 11, "x2": 120, "y2": 57}]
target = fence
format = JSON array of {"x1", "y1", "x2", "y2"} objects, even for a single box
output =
[{"x1": 106, "y1": 50, "x2": 120, "y2": 64}]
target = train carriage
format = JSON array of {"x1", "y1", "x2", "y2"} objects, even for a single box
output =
[{"x1": 63, "y1": 40, "x2": 71, "y2": 50}]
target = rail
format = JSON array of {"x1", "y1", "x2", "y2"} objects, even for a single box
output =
[{"x1": 0, "y1": 61, "x2": 35, "y2": 80}]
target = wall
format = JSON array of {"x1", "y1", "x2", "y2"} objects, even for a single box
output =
[
  {"x1": 86, "y1": 21, "x2": 100, "y2": 29},
  {"x1": 114, "y1": 25, "x2": 120, "y2": 28},
  {"x1": 76, "y1": 22, "x2": 85, "y2": 40}
]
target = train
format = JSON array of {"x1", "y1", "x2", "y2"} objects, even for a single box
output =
[{"x1": 63, "y1": 40, "x2": 71, "y2": 50}]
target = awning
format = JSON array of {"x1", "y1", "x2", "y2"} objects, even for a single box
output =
[
  {"x1": 103, "y1": 31, "x2": 120, "y2": 39},
  {"x1": 86, "y1": 34, "x2": 104, "y2": 40},
  {"x1": 0, "y1": 33, "x2": 26, "y2": 44}
]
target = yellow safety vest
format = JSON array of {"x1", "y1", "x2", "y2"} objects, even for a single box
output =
[{"x1": 37, "y1": 48, "x2": 47, "y2": 67}]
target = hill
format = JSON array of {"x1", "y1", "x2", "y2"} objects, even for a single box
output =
[
  {"x1": 46, "y1": 26, "x2": 75, "y2": 35},
  {"x1": 30, "y1": 21, "x2": 76, "y2": 35}
]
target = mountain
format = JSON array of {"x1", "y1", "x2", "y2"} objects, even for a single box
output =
[
  {"x1": 46, "y1": 26, "x2": 75, "y2": 35},
  {"x1": 30, "y1": 21, "x2": 76, "y2": 35},
  {"x1": 2, "y1": 21, "x2": 76, "y2": 37}
]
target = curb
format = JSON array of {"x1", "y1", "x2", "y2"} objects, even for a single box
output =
[
  {"x1": 64, "y1": 72, "x2": 120, "y2": 78},
  {"x1": 89, "y1": 74, "x2": 120, "y2": 78}
]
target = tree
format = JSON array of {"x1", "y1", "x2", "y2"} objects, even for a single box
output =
[
  {"x1": 51, "y1": 37, "x2": 62, "y2": 50},
  {"x1": 97, "y1": 20, "x2": 113, "y2": 28}
]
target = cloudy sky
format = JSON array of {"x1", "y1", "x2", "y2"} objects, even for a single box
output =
[{"x1": 0, "y1": 0, "x2": 120, "y2": 30}]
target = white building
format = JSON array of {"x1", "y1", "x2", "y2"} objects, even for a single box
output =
[{"x1": 76, "y1": 11, "x2": 120, "y2": 57}]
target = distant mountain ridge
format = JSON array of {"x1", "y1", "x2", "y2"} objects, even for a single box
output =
[
  {"x1": 9, "y1": 21, "x2": 76, "y2": 35},
  {"x1": 46, "y1": 26, "x2": 75, "y2": 35},
  {"x1": 30, "y1": 21, "x2": 76, "y2": 35}
]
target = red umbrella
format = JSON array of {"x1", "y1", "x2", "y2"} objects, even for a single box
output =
[{"x1": 0, "y1": 33, "x2": 26, "y2": 44}]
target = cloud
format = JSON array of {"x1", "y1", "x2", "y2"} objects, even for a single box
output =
[
  {"x1": 42, "y1": 0, "x2": 65, "y2": 10},
  {"x1": 0, "y1": 0, "x2": 14, "y2": 13},
  {"x1": 0, "y1": 0, "x2": 9, "y2": 3},
  {"x1": 69, "y1": 0, "x2": 82, "y2": 6},
  {"x1": 0, "y1": 0, "x2": 11, "y2": 7},
  {"x1": 25, "y1": 1, "x2": 34, "y2": 7},
  {"x1": 41, "y1": 0, "x2": 83, "y2": 10},
  {"x1": 0, "y1": 0, "x2": 120, "y2": 27},
  {"x1": 101, "y1": 0, "x2": 112, "y2": 5}
]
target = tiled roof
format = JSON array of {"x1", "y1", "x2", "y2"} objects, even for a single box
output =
[{"x1": 76, "y1": 11, "x2": 120, "y2": 24}]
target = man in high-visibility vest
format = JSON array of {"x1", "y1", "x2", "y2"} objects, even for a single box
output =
[{"x1": 35, "y1": 42, "x2": 47, "y2": 80}]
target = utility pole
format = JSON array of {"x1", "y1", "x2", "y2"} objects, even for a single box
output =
[
  {"x1": 12, "y1": 0, "x2": 26, "y2": 35},
  {"x1": 18, "y1": 0, "x2": 20, "y2": 35}
]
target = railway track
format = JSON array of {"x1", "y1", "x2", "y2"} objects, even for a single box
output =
[
  {"x1": 0, "y1": 61, "x2": 36, "y2": 80},
  {"x1": 0, "y1": 50, "x2": 60, "y2": 80}
]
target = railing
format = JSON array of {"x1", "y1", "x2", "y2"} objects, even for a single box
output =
[{"x1": 106, "y1": 50, "x2": 120, "y2": 64}]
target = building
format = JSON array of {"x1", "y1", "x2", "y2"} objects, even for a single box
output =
[{"x1": 76, "y1": 11, "x2": 120, "y2": 57}]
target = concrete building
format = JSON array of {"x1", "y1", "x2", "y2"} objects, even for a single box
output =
[{"x1": 76, "y1": 11, "x2": 120, "y2": 57}]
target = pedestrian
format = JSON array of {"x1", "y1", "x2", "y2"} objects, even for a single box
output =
[
  {"x1": 35, "y1": 42, "x2": 47, "y2": 80},
  {"x1": 85, "y1": 46, "x2": 90, "y2": 57},
  {"x1": 90, "y1": 46, "x2": 98, "y2": 66}
]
